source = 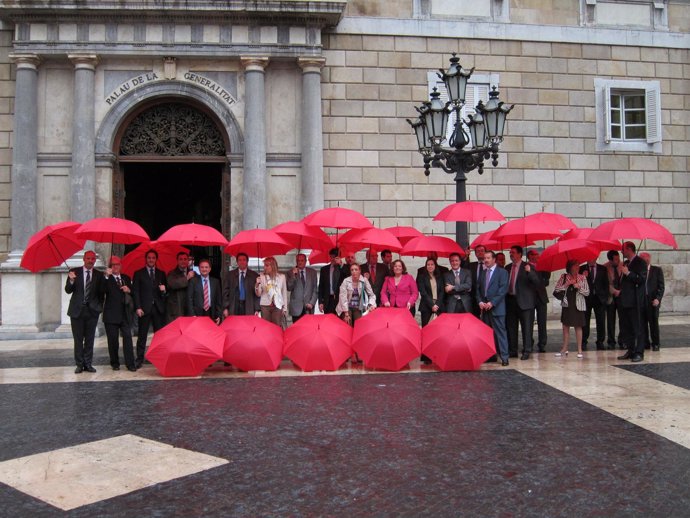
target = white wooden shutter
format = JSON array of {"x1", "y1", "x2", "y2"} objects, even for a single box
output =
[
  {"x1": 603, "y1": 83, "x2": 612, "y2": 143},
  {"x1": 645, "y1": 83, "x2": 662, "y2": 144}
]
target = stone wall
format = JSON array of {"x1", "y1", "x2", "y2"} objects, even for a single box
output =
[{"x1": 0, "y1": 25, "x2": 11, "y2": 256}]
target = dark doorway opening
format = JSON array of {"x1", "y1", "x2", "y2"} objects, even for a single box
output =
[{"x1": 123, "y1": 162, "x2": 224, "y2": 278}]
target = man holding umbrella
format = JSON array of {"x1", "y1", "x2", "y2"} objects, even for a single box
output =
[
  {"x1": 133, "y1": 249, "x2": 167, "y2": 368},
  {"x1": 101, "y1": 256, "x2": 136, "y2": 371},
  {"x1": 65, "y1": 250, "x2": 105, "y2": 373},
  {"x1": 617, "y1": 242, "x2": 647, "y2": 362},
  {"x1": 167, "y1": 251, "x2": 195, "y2": 323}
]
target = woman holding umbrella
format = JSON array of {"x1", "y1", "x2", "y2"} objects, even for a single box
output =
[
  {"x1": 336, "y1": 263, "x2": 376, "y2": 326},
  {"x1": 381, "y1": 259, "x2": 419, "y2": 317},
  {"x1": 553, "y1": 259, "x2": 590, "y2": 358},
  {"x1": 255, "y1": 256, "x2": 288, "y2": 328}
]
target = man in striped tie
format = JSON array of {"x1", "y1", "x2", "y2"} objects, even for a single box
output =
[{"x1": 187, "y1": 259, "x2": 222, "y2": 323}]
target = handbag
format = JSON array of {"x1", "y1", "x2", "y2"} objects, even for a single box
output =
[{"x1": 553, "y1": 275, "x2": 566, "y2": 300}]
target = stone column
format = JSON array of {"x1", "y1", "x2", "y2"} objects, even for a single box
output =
[
  {"x1": 298, "y1": 57, "x2": 326, "y2": 218},
  {"x1": 240, "y1": 57, "x2": 269, "y2": 230},
  {"x1": 68, "y1": 54, "x2": 99, "y2": 223}
]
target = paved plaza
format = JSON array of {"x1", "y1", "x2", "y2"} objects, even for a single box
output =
[{"x1": 0, "y1": 316, "x2": 689, "y2": 516}]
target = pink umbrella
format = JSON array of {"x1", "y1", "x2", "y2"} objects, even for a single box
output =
[
  {"x1": 220, "y1": 315, "x2": 284, "y2": 371},
  {"x1": 421, "y1": 313, "x2": 496, "y2": 371},
  {"x1": 523, "y1": 211, "x2": 577, "y2": 232},
  {"x1": 588, "y1": 217, "x2": 677, "y2": 249},
  {"x1": 157, "y1": 223, "x2": 228, "y2": 246},
  {"x1": 308, "y1": 234, "x2": 355, "y2": 264},
  {"x1": 283, "y1": 314, "x2": 353, "y2": 371},
  {"x1": 20, "y1": 221, "x2": 86, "y2": 272},
  {"x1": 339, "y1": 227, "x2": 402, "y2": 253},
  {"x1": 272, "y1": 221, "x2": 331, "y2": 252},
  {"x1": 302, "y1": 207, "x2": 372, "y2": 230},
  {"x1": 490, "y1": 216, "x2": 563, "y2": 245},
  {"x1": 470, "y1": 228, "x2": 535, "y2": 251},
  {"x1": 225, "y1": 228, "x2": 292, "y2": 257},
  {"x1": 559, "y1": 227, "x2": 620, "y2": 251},
  {"x1": 75, "y1": 217, "x2": 149, "y2": 245},
  {"x1": 383, "y1": 226, "x2": 424, "y2": 246},
  {"x1": 536, "y1": 239, "x2": 601, "y2": 272},
  {"x1": 434, "y1": 201, "x2": 505, "y2": 223},
  {"x1": 352, "y1": 308, "x2": 421, "y2": 371},
  {"x1": 400, "y1": 235, "x2": 465, "y2": 258}
]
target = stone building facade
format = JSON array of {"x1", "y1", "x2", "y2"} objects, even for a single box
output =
[{"x1": 0, "y1": 0, "x2": 687, "y2": 336}]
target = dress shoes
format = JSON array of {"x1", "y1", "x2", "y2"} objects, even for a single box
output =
[
  {"x1": 135, "y1": 361, "x2": 143, "y2": 369},
  {"x1": 84, "y1": 365, "x2": 97, "y2": 373},
  {"x1": 538, "y1": 347, "x2": 546, "y2": 353},
  {"x1": 501, "y1": 359, "x2": 509, "y2": 366},
  {"x1": 74, "y1": 365, "x2": 83, "y2": 374},
  {"x1": 652, "y1": 345, "x2": 660, "y2": 352},
  {"x1": 596, "y1": 344, "x2": 606, "y2": 351},
  {"x1": 112, "y1": 365, "x2": 120, "y2": 371},
  {"x1": 520, "y1": 353, "x2": 530, "y2": 360},
  {"x1": 126, "y1": 366, "x2": 137, "y2": 372},
  {"x1": 631, "y1": 354, "x2": 644, "y2": 362},
  {"x1": 617, "y1": 352, "x2": 632, "y2": 360}
]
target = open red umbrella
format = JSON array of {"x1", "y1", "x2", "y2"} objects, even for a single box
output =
[
  {"x1": 421, "y1": 313, "x2": 496, "y2": 371},
  {"x1": 536, "y1": 239, "x2": 601, "y2": 272},
  {"x1": 302, "y1": 207, "x2": 372, "y2": 231},
  {"x1": 121, "y1": 241, "x2": 190, "y2": 277},
  {"x1": 588, "y1": 217, "x2": 677, "y2": 249},
  {"x1": 339, "y1": 227, "x2": 402, "y2": 253},
  {"x1": 524, "y1": 211, "x2": 577, "y2": 232},
  {"x1": 145, "y1": 317, "x2": 225, "y2": 377},
  {"x1": 283, "y1": 314, "x2": 353, "y2": 371},
  {"x1": 383, "y1": 226, "x2": 424, "y2": 246},
  {"x1": 20, "y1": 221, "x2": 86, "y2": 272},
  {"x1": 400, "y1": 235, "x2": 465, "y2": 258},
  {"x1": 225, "y1": 229, "x2": 292, "y2": 257},
  {"x1": 220, "y1": 315, "x2": 284, "y2": 371},
  {"x1": 157, "y1": 223, "x2": 228, "y2": 246},
  {"x1": 559, "y1": 227, "x2": 620, "y2": 250},
  {"x1": 352, "y1": 308, "x2": 421, "y2": 371},
  {"x1": 308, "y1": 234, "x2": 355, "y2": 264},
  {"x1": 272, "y1": 221, "x2": 331, "y2": 252},
  {"x1": 433, "y1": 201, "x2": 505, "y2": 223},
  {"x1": 490, "y1": 215, "x2": 563, "y2": 245},
  {"x1": 470, "y1": 228, "x2": 535, "y2": 251},
  {"x1": 75, "y1": 217, "x2": 149, "y2": 244}
]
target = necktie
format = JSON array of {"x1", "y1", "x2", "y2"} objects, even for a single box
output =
[
  {"x1": 239, "y1": 271, "x2": 245, "y2": 300},
  {"x1": 592, "y1": 265, "x2": 596, "y2": 282},
  {"x1": 300, "y1": 270, "x2": 305, "y2": 287},
  {"x1": 370, "y1": 266, "x2": 376, "y2": 285},
  {"x1": 84, "y1": 270, "x2": 92, "y2": 302},
  {"x1": 149, "y1": 268, "x2": 155, "y2": 283},
  {"x1": 646, "y1": 266, "x2": 650, "y2": 295},
  {"x1": 203, "y1": 278, "x2": 210, "y2": 311},
  {"x1": 485, "y1": 268, "x2": 491, "y2": 294},
  {"x1": 454, "y1": 270, "x2": 460, "y2": 282},
  {"x1": 330, "y1": 266, "x2": 334, "y2": 295},
  {"x1": 509, "y1": 264, "x2": 518, "y2": 295},
  {"x1": 116, "y1": 276, "x2": 122, "y2": 287}
]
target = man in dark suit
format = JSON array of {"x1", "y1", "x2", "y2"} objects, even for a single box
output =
[
  {"x1": 477, "y1": 251, "x2": 510, "y2": 366},
  {"x1": 639, "y1": 252, "x2": 665, "y2": 351},
  {"x1": 527, "y1": 249, "x2": 550, "y2": 352},
  {"x1": 380, "y1": 249, "x2": 394, "y2": 276},
  {"x1": 617, "y1": 242, "x2": 647, "y2": 362},
  {"x1": 166, "y1": 251, "x2": 195, "y2": 323},
  {"x1": 187, "y1": 259, "x2": 222, "y2": 323},
  {"x1": 468, "y1": 246, "x2": 486, "y2": 317},
  {"x1": 443, "y1": 252, "x2": 472, "y2": 314},
  {"x1": 362, "y1": 249, "x2": 389, "y2": 303},
  {"x1": 580, "y1": 259, "x2": 609, "y2": 351},
  {"x1": 100, "y1": 256, "x2": 136, "y2": 371},
  {"x1": 318, "y1": 248, "x2": 342, "y2": 315},
  {"x1": 286, "y1": 253, "x2": 318, "y2": 323},
  {"x1": 133, "y1": 249, "x2": 167, "y2": 368},
  {"x1": 505, "y1": 245, "x2": 540, "y2": 360},
  {"x1": 65, "y1": 250, "x2": 105, "y2": 373},
  {"x1": 605, "y1": 250, "x2": 623, "y2": 349},
  {"x1": 223, "y1": 252, "x2": 260, "y2": 316}
]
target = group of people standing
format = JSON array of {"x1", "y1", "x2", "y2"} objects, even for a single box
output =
[{"x1": 66, "y1": 240, "x2": 664, "y2": 373}]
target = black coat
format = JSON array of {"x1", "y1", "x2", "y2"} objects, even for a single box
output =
[
  {"x1": 187, "y1": 275, "x2": 223, "y2": 319},
  {"x1": 645, "y1": 265, "x2": 665, "y2": 302},
  {"x1": 223, "y1": 268, "x2": 260, "y2": 315},
  {"x1": 100, "y1": 274, "x2": 133, "y2": 324},
  {"x1": 65, "y1": 267, "x2": 105, "y2": 318},
  {"x1": 579, "y1": 263, "x2": 609, "y2": 305},
  {"x1": 416, "y1": 271, "x2": 445, "y2": 314},
  {"x1": 318, "y1": 263, "x2": 343, "y2": 305},
  {"x1": 619, "y1": 255, "x2": 646, "y2": 309},
  {"x1": 133, "y1": 267, "x2": 167, "y2": 314}
]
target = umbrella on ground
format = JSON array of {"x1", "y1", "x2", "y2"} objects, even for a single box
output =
[
  {"x1": 145, "y1": 316, "x2": 225, "y2": 377},
  {"x1": 283, "y1": 314, "x2": 353, "y2": 371},
  {"x1": 272, "y1": 221, "x2": 331, "y2": 252},
  {"x1": 433, "y1": 201, "x2": 505, "y2": 223},
  {"x1": 383, "y1": 226, "x2": 424, "y2": 246},
  {"x1": 20, "y1": 221, "x2": 86, "y2": 272},
  {"x1": 224, "y1": 228, "x2": 292, "y2": 258},
  {"x1": 75, "y1": 217, "x2": 150, "y2": 245},
  {"x1": 536, "y1": 239, "x2": 601, "y2": 272},
  {"x1": 302, "y1": 207, "x2": 373, "y2": 231},
  {"x1": 220, "y1": 315, "x2": 284, "y2": 371},
  {"x1": 400, "y1": 235, "x2": 465, "y2": 258},
  {"x1": 121, "y1": 241, "x2": 190, "y2": 277},
  {"x1": 588, "y1": 217, "x2": 678, "y2": 249},
  {"x1": 421, "y1": 313, "x2": 496, "y2": 371},
  {"x1": 157, "y1": 223, "x2": 228, "y2": 247},
  {"x1": 352, "y1": 308, "x2": 421, "y2": 371},
  {"x1": 339, "y1": 226, "x2": 402, "y2": 253},
  {"x1": 559, "y1": 227, "x2": 620, "y2": 251}
]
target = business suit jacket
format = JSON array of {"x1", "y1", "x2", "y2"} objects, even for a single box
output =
[
  {"x1": 416, "y1": 271, "x2": 446, "y2": 314},
  {"x1": 100, "y1": 274, "x2": 133, "y2": 324},
  {"x1": 133, "y1": 267, "x2": 167, "y2": 314},
  {"x1": 504, "y1": 261, "x2": 540, "y2": 310},
  {"x1": 318, "y1": 263, "x2": 343, "y2": 306},
  {"x1": 443, "y1": 268, "x2": 473, "y2": 313},
  {"x1": 579, "y1": 263, "x2": 609, "y2": 305},
  {"x1": 223, "y1": 268, "x2": 260, "y2": 315},
  {"x1": 286, "y1": 267, "x2": 318, "y2": 316},
  {"x1": 619, "y1": 255, "x2": 646, "y2": 309},
  {"x1": 360, "y1": 262, "x2": 388, "y2": 301},
  {"x1": 167, "y1": 267, "x2": 194, "y2": 321},
  {"x1": 187, "y1": 275, "x2": 223, "y2": 319},
  {"x1": 65, "y1": 267, "x2": 105, "y2": 317},
  {"x1": 531, "y1": 265, "x2": 551, "y2": 305},
  {"x1": 477, "y1": 266, "x2": 509, "y2": 317},
  {"x1": 645, "y1": 265, "x2": 665, "y2": 302}
]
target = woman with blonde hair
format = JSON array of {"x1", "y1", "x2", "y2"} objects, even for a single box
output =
[
  {"x1": 553, "y1": 259, "x2": 590, "y2": 358},
  {"x1": 255, "y1": 256, "x2": 288, "y2": 328}
]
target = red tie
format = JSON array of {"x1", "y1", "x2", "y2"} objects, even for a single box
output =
[{"x1": 203, "y1": 278, "x2": 210, "y2": 311}]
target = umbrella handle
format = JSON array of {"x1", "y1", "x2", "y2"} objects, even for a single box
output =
[{"x1": 47, "y1": 234, "x2": 72, "y2": 270}]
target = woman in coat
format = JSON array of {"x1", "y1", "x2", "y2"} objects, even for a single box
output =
[
  {"x1": 381, "y1": 259, "x2": 419, "y2": 317},
  {"x1": 553, "y1": 259, "x2": 590, "y2": 358},
  {"x1": 416, "y1": 258, "x2": 445, "y2": 326},
  {"x1": 336, "y1": 263, "x2": 376, "y2": 326},
  {"x1": 255, "y1": 256, "x2": 288, "y2": 328}
]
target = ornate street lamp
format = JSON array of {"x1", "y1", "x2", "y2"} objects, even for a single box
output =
[{"x1": 408, "y1": 53, "x2": 514, "y2": 248}]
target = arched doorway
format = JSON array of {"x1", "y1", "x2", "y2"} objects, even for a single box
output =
[{"x1": 113, "y1": 101, "x2": 230, "y2": 277}]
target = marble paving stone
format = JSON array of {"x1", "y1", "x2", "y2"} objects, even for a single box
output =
[
  {"x1": 0, "y1": 435, "x2": 228, "y2": 511},
  {"x1": 617, "y1": 361, "x2": 690, "y2": 391}
]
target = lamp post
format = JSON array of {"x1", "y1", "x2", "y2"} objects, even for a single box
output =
[{"x1": 408, "y1": 53, "x2": 513, "y2": 248}]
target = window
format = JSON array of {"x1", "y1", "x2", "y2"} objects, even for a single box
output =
[{"x1": 594, "y1": 78, "x2": 661, "y2": 153}]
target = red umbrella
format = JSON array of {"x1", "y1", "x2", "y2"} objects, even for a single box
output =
[
  {"x1": 588, "y1": 217, "x2": 677, "y2": 249},
  {"x1": 75, "y1": 217, "x2": 149, "y2": 244},
  {"x1": 433, "y1": 201, "x2": 505, "y2": 223},
  {"x1": 272, "y1": 221, "x2": 331, "y2": 252},
  {"x1": 121, "y1": 241, "x2": 190, "y2": 277},
  {"x1": 352, "y1": 308, "x2": 421, "y2": 371},
  {"x1": 302, "y1": 207, "x2": 372, "y2": 230},
  {"x1": 524, "y1": 211, "x2": 577, "y2": 231},
  {"x1": 20, "y1": 221, "x2": 86, "y2": 272},
  {"x1": 383, "y1": 226, "x2": 424, "y2": 246},
  {"x1": 283, "y1": 314, "x2": 353, "y2": 371},
  {"x1": 225, "y1": 229, "x2": 292, "y2": 257},
  {"x1": 536, "y1": 239, "x2": 601, "y2": 272},
  {"x1": 470, "y1": 228, "x2": 535, "y2": 251},
  {"x1": 490, "y1": 215, "x2": 563, "y2": 245},
  {"x1": 145, "y1": 317, "x2": 225, "y2": 377},
  {"x1": 308, "y1": 234, "x2": 355, "y2": 264},
  {"x1": 157, "y1": 223, "x2": 228, "y2": 246},
  {"x1": 559, "y1": 227, "x2": 620, "y2": 250},
  {"x1": 421, "y1": 313, "x2": 496, "y2": 371},
  {"x1": 220, "y1": 315, "x2": 284, "y2": 371},
  {"x1": 339, "y1": 227, "x2": 402, "y2": 253},
  {"x1": 400, "y1": 235, "x2": 465, "y2": 258}
]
